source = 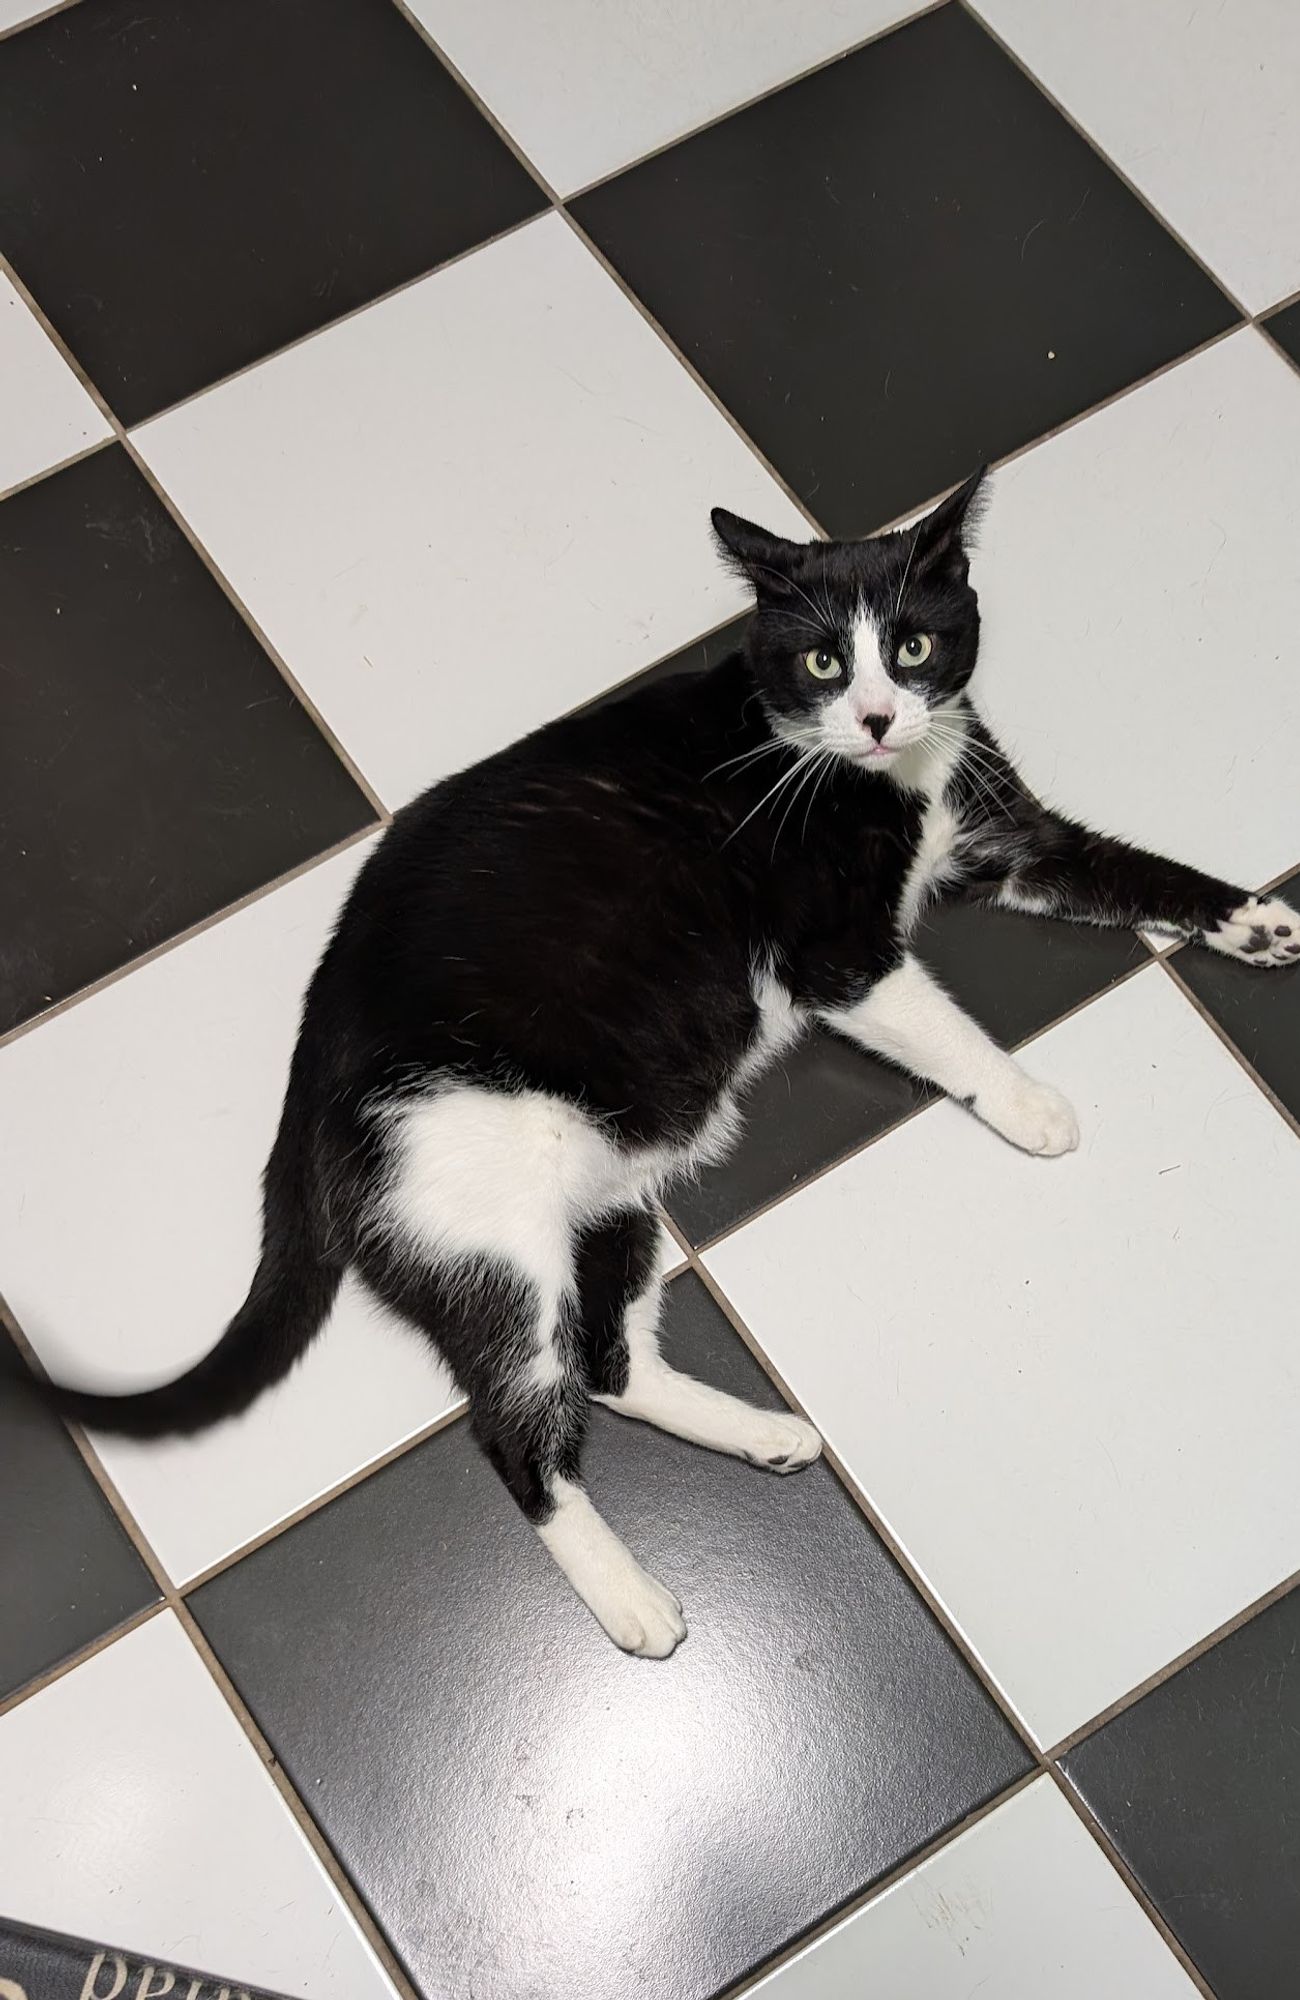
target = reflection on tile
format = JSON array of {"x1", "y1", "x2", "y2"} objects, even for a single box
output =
[
  {"x1": 1064, "y1": 1584, "x2": 1300, "y2": 2000},
  {"x1": 0, "y1": 1613, "x2": 397, "y2": 1999},
  {"x1": 135, "y1": 216, "x2": 808, "y2": 807},
  {"x1": 708, "y1": 971, "x2": 1300, "y2": 1745},
  {"x1": 574, "y1": 4, "x2": 1235, "y2": 536},
  {"x1": 192, "y1": 1275, "x2": 1029, "y2": 2000},
  {"x1": 0, "y1": 842, "x2": 461, "y2": 1584}
]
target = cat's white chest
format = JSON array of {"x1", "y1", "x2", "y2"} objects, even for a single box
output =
[{"x1": 894, "y1": 732, "x2": 964, "y2": 935}]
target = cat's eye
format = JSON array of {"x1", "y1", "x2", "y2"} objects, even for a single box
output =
[
  {"x1": 804, "y1": 648, "x2": 843, "y2": 680},
  {"x1": 896, "y1": 633, "x2": 934, "y2": 668}
]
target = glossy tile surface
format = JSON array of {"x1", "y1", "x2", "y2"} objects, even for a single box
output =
[
  {"x1": 0, "y1": 0, "x2": 543, "y2": 423},
  {"x1": 1173, "y1": 867, "x2": 1300, "y2": 1125},
  {"x1": 0, "y1": 1330, "x2": 156, "y2": 1702},
  {"x1": 135, "y1": 216, "x2": 809, "y2": 807},
  {"x1": 0, "y1": 272, "x2": 110, "y2": 495},
  {"x1": 0, "y1": 842, "x2": 462, "y2": 1585},
  {"x1": 0, "y1": 1613, "x2": 397, "y2": 1999},
  {"x1": 751, "y1": 1778, "x2": 1198, "y2": 1998},
  {"x1": 192, "y1": 1275, "x2": 1029, "y2": 2000},
  {"x1": 1064, "y1": 1584, "x2": 1300, "y2": 2000},
  {"x1": 0, "y1": 445, "x2": 372, "y2": 1034},
  {"x1": 976, "y1": 330, "x2": 1300, "y2": 893},
  {"x1": 574, "y1": 3, "x2": 1236, "y2": 536},
  {"x1": 976, "y1": 0, "x2": 1300, "y2": 312},
  {"x1": 708, "y1": 971, "x2": 1300, "y2": 1746},
  {"x1": 410, "y1": 0, "x2": 923, "y2": 194}
]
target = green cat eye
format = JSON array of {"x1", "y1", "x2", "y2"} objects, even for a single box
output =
[
  {"x1": 896, "y1": 633, "x2": 934, "y2": 668},
  {"x1": 804, "y1": 648, "x2": 843, "y2": 680}
]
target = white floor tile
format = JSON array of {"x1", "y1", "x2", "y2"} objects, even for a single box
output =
[
  {"x1": 750, "y1": 1778, "x2": 1197, "y2": 1997},
  {"x1": 0, "y1": 1, "x2": 57, "y2": 36},
  {"x1": 978, "y1": 0, "x2": 1300, "y2": 311},
  {"x1": 133, "y1": 214, "x2": 807, "y2": 809},
  {"x1": 0, "y1": 1613, "x2": 396, "y2": 1999},
  {"x1": 707, "y1": 969, "x2": 1300, "y2": 1746},
  {"x1": 0, "y1": 842, "x2": 462, "y2": 1585},
  {"x1": 407, "y1": 0, "x2": 920, "y2": 195},
  {"x1": 0, "y1": 272, "x2": 111, "y2": 496},
  {"x1": 976, "y1": 330, "x2": 1300, "y2": 892}
]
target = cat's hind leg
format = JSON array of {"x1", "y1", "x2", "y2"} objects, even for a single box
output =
[
  {"x1": 361, "y1": 1087, "x2": 686, "y2": 1657},
  {"x1": 580, "y1": 1208, "x2": 822, "y2": 1473}
]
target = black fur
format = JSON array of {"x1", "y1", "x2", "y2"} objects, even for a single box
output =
[{"x1": 32, "y1": 473, "x2": 1254, "y2": 1530}]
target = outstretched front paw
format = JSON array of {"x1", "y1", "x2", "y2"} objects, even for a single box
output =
[{"x1": 1203, "y1": 896, "x2": 1300, "y2": 969}]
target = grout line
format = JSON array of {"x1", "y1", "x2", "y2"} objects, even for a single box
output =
[
  {"x1": 557, "y1": 0, "x2": 949, "y2": 204},
  {"x1": 0, "y1": 0, "x2": 82, "y2": 39},
  {"x1": 717, "y1": 1770, "x2": 1043, "y2": 1998},
  {"x1": 1259, "y1": 282, "x2": 1300, "y2": 320},
  {"x1": 689, "y1": 945, "x2": 1159, "y2": 1254},
  {"x1": 0, "y1": 821, "x2": 379, "y2": 1055},
  {"x1": 1255, "y1": 316, "x2": 1300, "y2": 388},
  {"x1": 958, "y1": 0, "x2": 1251, "y2": 323},
  {"x1": 1, "y1": 1299, "x2": 422, "y2": 1999},
  {"x1": 1157, "y1": 955, "x2": 1300, "y2": 1144},
  {"x1": 1046, "y1": 1768, "x2": 1217, "y2": 1996},
  {"x1": 389, "y1": 0, "x2": 562, "y2": 203},
  {"x1": 132, "y1": 209, "x2": 544, "y2": 428},
  {"x1": 179, "y1": 1397, "x2": 469, "y2": 1596},
  {"x1": 0, "y1": 1602, "x2": 166, "y2": 1722},
  {"x1": 0, "y1": 432, "x2": 114, "y2": 507},
  {"x1": 1046, "y1": 1562, "x2": 1300, "y2": 1762},
  {"x1": 0, "y1": 254, "x2": 394, "y2": 824}
]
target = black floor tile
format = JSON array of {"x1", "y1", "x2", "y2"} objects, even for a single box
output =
[
  {"x1": 573, "y1": 3, "x2": 1237, "y2": 538},
  {"x1": 192, "y1": 1274, "x2": 1029, "y2": 2000},
  {"x1": 0, "y1": 0, "x2": 544, "y2": 425},
  {"x1": 0, "y1": 1330, "x2": 157, "y2": 1702},
  {"x1": 1264, "y1": 299, "x2": 1300, "y2": 371},
  {"x1": 0, "y1": 445, "x2": 374, "y2": 1034},
  {"x1": 1172, "y1": 868, "x2": 1300, "y2": 1123},
  {"x1": 1063, "y1": 1584, "x2": 1300, "y2": 2000},
  {"x1": 666, "y1": 900, "x2": 1148, "y2": 1245}
]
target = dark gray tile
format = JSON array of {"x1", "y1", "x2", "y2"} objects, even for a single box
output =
[
  {"x1": 666, "y1": 900, "x2": 1148, "y2": 1245},
  {"x1": 0, "y1": 0, "x2": 544, "y2": 424},
  {"x1": 0, "y1": 1330, "x2": 157, "y2": 1702},
  {"x1": 573, "y1": 3, "x2": 1237, "y2": 538},
  {"x1": 1264, "y1": 299, "x2": 1300, "y2": 371},
  {"x1": 1063, "y1": 1584, "x2": 1300, "y2": 2000},
  {"x1": 0, "y1": 445, "x2": 375, "y2": 1034},
  {"x1": 1172, "y1": 868, "x2": 1300, "y2": 1122},
  {"x1": 578, "y1": 614, "x2": 750, "y2": 716},
  {"x1": 192, "y1": 1274, "x2": 1029, "y2": 2000}
]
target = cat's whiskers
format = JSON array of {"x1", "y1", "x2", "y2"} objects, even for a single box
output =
[
  {"x1": 772, "y1": 745, "x2": 834, "y2": 854},
  {"x1": 721, "y1": 741, "x2": 820, "y2": 849}
]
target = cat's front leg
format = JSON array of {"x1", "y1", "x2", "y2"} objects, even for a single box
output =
[
  {"x1": 821, "y1": 955, "x2": 1079, "y2": 1157},
  {"x1": 1198, "y1": 893, "x2": 1300, "y2": 968}
]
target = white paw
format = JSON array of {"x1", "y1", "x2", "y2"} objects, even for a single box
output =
[
  {"x1": 739, "y1": 1410, "x2": 823, "y2": 1474},
  {"x1": 978, "y1": 1073, "x2": 1080, "y2": 1157},
  {"x1": 592, "y1": 1557, "x2": 688, "y2": 1659},
  {"x1": 1203, "y1": 895, "x2": 1300, "y2": 969}
]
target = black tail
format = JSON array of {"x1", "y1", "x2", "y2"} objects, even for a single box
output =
[{"x1": 31, "y1": 1067, "x2": 342, "y2": 1440}]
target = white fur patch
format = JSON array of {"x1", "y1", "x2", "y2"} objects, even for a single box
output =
[
  {"x1": 538, "y1": 1477, "x2": 686, "y2": 1656},
  {"x1": 1204, "y1": 894, "x2": 1300, "y2": 967}
]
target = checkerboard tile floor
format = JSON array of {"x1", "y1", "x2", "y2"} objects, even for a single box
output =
[{"x1": 2, "y1": 2, "x2": 1298, "y2": 1995}]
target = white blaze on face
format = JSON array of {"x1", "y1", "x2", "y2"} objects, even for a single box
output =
[{"x1": 815, "y1": 607, "x2": 933, "y2": 759}]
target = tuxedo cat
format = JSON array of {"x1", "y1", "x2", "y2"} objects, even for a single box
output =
[{"x1": 39, "y1": 470, "x2": 1298, "y2": 1656}]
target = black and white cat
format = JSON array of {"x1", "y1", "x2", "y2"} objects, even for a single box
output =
[{"x1": 39, "y1": 471, "x2": 1299, "y2": 1656}]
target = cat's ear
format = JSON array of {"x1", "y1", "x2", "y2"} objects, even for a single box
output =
[
  {"x1": 915, "y1": 467, "x2": 989, "y2": 574},
  {"x1": 711, "y1": 508, "x2": 807, "y2": 595}
]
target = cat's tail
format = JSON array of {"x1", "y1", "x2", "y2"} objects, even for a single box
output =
[{"x1": 27, "y1": 1063, "x2": 343, "y2": 1440}]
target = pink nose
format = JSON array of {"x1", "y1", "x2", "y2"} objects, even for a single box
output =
[{"x1": 862, "y1": 712, "x2": 894, "y2": 743}]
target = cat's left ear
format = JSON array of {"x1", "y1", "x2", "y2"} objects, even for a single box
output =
[
  {"x1": 915, "y1": 467, "x2": 989, "y2": 575},
  {"x1": 711, "y1": 507, "x2": 809, "y2": 596}
]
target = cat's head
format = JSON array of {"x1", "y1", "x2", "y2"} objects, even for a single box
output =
[{"x1": 711, "y1": 470, "x2": 986, "y2": 771}]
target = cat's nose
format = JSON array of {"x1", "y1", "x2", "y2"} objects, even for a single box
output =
[{"x1": 862, "y1": 711, "x2": 894, "y2": 744}]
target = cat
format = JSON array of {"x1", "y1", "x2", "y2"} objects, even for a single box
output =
[{"x1": 35, "y1": 468, "x2": 1299, "y2": 1657}]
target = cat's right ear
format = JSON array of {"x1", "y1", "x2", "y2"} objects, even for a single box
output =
[{"x1": 711, "y1": 508, "x2": 806, "y2": 596}]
